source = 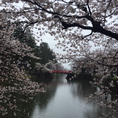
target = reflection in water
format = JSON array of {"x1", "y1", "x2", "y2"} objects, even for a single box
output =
[
  {"x1": 1, "y1": 74, "x2": 106, "y2": 118},
  {"x1": 31, "y1": 75, "x2": 102, "y2": 118},
  {"x1": 69, "y1": 79, "x2": 95, "y2": 98}
]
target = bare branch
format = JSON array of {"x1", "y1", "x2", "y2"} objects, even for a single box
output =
[
  {"x1": 61, "y1": 20, "x2": 93, "y2": 30},
  {"x1": 86, "y1": 0, "x2": 92, "y2": 15}
]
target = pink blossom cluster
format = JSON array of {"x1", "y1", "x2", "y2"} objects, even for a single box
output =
[{"x1": 0, "y1": 12, "x2": 44, "y2": 117}]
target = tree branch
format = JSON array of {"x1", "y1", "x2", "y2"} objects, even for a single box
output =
[
  {"x1": 91, "y1": 20, "x2": 118, "y2": 40},
  {"x1": 22, "y1": 0, "x2": 118, "y2": 40},
  {"x1": 23, "y1": 0, "x2": 87, "y2": 19},
  {"x1": 86, "y1": 0, "x2": 92, "y2": 15},
  {"x1": 61, "y1": 20, "x2": 93, "y2": 30}
]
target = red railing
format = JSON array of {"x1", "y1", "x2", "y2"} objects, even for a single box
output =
[{"x1": 50, "y1": 70, "x2": 72, "y2": 74}]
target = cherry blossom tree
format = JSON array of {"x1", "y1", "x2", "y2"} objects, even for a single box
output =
[
  {"x1": 0, "y1": 0, "x2": 117, "y2": 62},
  {"x1": 0, "y1": 11, "x2": 43, "y2": 117},
  {"x1": 10, "y1": 0, "x2": 118, "y2": 38},
  {"x1": 0, "y1": 1, "x2": 118, "y2": 116}
]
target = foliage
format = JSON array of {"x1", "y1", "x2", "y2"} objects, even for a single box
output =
[
  {"x1": 0, "y1": 0, "x2": 118, "y2": 63},
  {"x1": 35, "y1": 42, "x2": 56, "y2": 64},
  {"x1": 13, "y1": 26, "x2": 36, "y2": 48},
  {"x1": 12, "y1": 26, "x2": 40, "y2": 72},
  {"x1": 72, "y1": 48, "x2": 118, "y2": 77},
  {"x1": 0, "y1": 1, "x2": 118, "y2": 116},
  {"x1": 72, "y1": 48, "x2": 118, "y2": 99},
  {"x1": 0, "y1": 11, "x2": 43, "y2": 117},
  {"x1": 13, "y1": 26, "x2": 56, "y2": 66},
  {"x1": 4, "y1": 0, "x2": 117, "y2": 38},
  {"x1": 1, "y1": 0, "x2": 117, "y2": 87}
]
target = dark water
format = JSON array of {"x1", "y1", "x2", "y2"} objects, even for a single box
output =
[{"x1": 30, "y1": 74, "x2": 104, "y2": 118}]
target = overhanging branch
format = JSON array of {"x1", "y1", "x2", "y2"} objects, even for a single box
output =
[
  {"x1": 61, "y1": 21, "x2": 93, "y2": 30},
  {"x1": 22, "y1": 0, "x2": 118, "y2": 40}
]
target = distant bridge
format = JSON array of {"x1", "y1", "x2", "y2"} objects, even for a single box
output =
[{"x1": 50, "y1": 70, "x2": 73, "y2": 74}]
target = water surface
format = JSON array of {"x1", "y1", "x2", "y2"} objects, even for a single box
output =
[{"x1": 31, "y1": 74, "x2": 102, "y2": 118}]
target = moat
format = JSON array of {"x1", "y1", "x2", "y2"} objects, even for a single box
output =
[{"x1": 30, "y1": 74, "x2": 106, "y2": 118}]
